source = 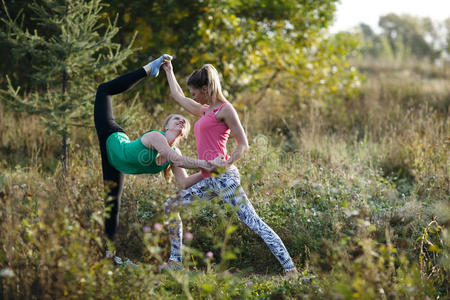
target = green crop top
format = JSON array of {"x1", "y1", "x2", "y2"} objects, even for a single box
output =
[{"x1": 106, "y1": 130, "x2": 171, "y2": 174}]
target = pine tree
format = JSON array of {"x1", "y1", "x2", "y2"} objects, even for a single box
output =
[{"x1": 0, "y1": 0, "x2": 136, "y2": 173}]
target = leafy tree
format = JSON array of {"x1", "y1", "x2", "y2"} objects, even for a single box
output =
[
  {"x1": 102, "y1": 0, "x2": 360, "y2": 125},
  {"x1": 379, "y1": 13, "x2": 440, "y2": 60},
  {"x1": 0, "y1": 0, "x2": 136, "y2": 172},
  {"x1": 357, "y1": 14, "x2": 446, "y2": 62},
  {"x1": 0, "y1": 0, "x2": 35, "y2": 91},
  {"x1": 102, "y1": 0, "x2": 210, "y2": 105},
  {"x1": 445, "y1": 18, "x2": 450, "y2": 56},
  {"x1": 358, "y1": 23, "x2": 383, "y2": 58}
]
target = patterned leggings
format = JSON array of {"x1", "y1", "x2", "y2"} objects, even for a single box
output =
[{"x1": 164, "y1": 166, "x2": 296, "y2": 272}]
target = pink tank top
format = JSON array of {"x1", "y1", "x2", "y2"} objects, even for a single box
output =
[{"x1": 194, "y1": 103, "x2": 231, "y2": 178}]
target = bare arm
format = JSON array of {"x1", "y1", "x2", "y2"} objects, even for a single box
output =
[
  {"x1": 162, "y1": 60, "x2": 204, "y2": 117},
  {"x1": 141, "y1": 131, "x2": 211, "y2": 170},
  {"x1": 172, "y1": 166, "x2": 203, "y2": 189},
  {"x1": 212, "y1": 104, "x2": 249, "y2": 168},
  {"x1": 171, "y1": 148, "x2": 204, "y2": 189}
]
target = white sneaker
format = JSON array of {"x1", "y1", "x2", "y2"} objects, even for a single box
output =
[
  {"x1": 106, "y1": 251, "x2": 137, "y2": 267},
  {"x1": 122, "y1": 258, "x2": 138, "y2": 267}
]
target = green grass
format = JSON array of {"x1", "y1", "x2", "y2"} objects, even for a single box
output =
[{"x1": 0, "y1": 59, "x2": 448, "y2": 299}]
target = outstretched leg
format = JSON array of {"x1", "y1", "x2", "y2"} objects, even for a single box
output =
[
  {"x1": 94, "y1": 67, "x2": 147, "y2": 242},
  {"x1": 164, "y1": 178, "x2": 214, "y2": 263},
  {"x1": 94, "y1": 67, "x2": 147, "y2": 137},
  {"x1": 215, "y1": 168, "x2": 297, "y2": 273},
  {"x1": 235, "y1": 197, "x2": 296, "y2": 272}
]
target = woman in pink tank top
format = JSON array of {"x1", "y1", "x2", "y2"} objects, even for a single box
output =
[{"x1": 161, "y1": 60, "x2": 297, "y2": 276}]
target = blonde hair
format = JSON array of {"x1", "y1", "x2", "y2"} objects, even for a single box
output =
[
  {"x1": 187, "y1": 64, "x2": 228, "y2": 103},
  {"x1": 162, "y1": 114, "x2": 190, "y2": 183}
]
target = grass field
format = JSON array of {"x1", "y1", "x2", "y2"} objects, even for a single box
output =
[{"x1": 0, "y1": 58, "x2": 448, "y2": 299}]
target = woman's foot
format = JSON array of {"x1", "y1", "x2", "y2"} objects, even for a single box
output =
[
  {"x1": 144, "y1": 54, "x2": 173, "y2": 77},
  {"x1": 106, "y1": 250, "x2": 138, "y2": 267},
  {"x1": 284, "y1": 268, "x2": 298, "y2": 278},
  {"x1": 159, "y1": 260, "x2": 183, "y2": 271}
]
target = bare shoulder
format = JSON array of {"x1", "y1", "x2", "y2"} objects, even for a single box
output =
[
  {"x1": 217, "y1": 102, "x2": 238, "y2": 121},
  {"x1": 141, "y1": 130, "x2": 165, "y2": 148},
  {"x1": 223, "y1": 103, "x2": 236, "y2": 112}
]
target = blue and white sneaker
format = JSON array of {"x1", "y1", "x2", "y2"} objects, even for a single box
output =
[{"x1": 149, "y1": 54, "x2": 173, "y2": 77}]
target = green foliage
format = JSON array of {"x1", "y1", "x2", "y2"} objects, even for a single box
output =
[
  {"x1": 312, "y1": 229, "x2": 438, "y2": 299},
  {"x1": 379, "y1": 14, "x2": 440, "y2": 60},
  {"x1": 1, "y1": 112, "x2": 447, "y2": 298},
  {"x1": 356, "y1": 14, "x2": 450, "y2": 62},
  {"x1": 0, "y1": 2, "x2": 449, "y2": 299},
  {"x1": 0, "y1": 0, "x2": 363, "y2": 173},
  {"x1": 0, "y1": 0, "x2": 136, "y2": 171},
  {"x1": 184, "y1": 0, "x2": 361, "y2": 113},
  {"x1": 101, "y1": 0, "x2": 359, "y2": 112},
  {"x1": 417, "y1": 218, "x2": 447, "y2": 288}
]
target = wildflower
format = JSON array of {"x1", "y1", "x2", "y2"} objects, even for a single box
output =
[
  {"x1": 143, "y1": 226, "x2": 151, "y2": 233},
  {"x1": 20, "y1": 184, "x2": 27, "y2": 189},
  {"x1": 246, "y1": 281, "x2": 253, "y2": 286},
  {"x1": 265, "y1": 202, "x2": 270, "y2": 206},
  {"x1": 319, "y1": 167, "x2": 323, "y2": 172},
  {"x1": 184, "y1": 232, "x2": 193, "y2": 240},
  {"x1": 205, "y1": 251, "x2": 213, "y2": 259},
  {"x1": 154, "y1": 223, "x2": 163, "y2": 231}
]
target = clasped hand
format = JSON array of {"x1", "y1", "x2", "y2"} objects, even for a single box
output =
[
  {"x1": 162, "y1": 59, "x2": 173, "y2": 72},
  {"x1": 202, "y1": 155, "x2": 230, "y2": 174}
]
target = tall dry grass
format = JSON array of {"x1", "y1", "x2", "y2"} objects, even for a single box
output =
[{"x1": 0, "y1": 59, "x2": 448, "y2": 299}]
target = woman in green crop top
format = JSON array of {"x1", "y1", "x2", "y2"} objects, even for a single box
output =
[{"x1": 94, "y1": 54, "x2": 213, "y2": 264}]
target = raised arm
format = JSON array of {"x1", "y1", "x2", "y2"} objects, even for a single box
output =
[
  {"x1": 162, "y1": 60, "x2": 204, "y2": 117},
  {"x1": 141, "y1": 131, "x2": 210, "y2": 170}
]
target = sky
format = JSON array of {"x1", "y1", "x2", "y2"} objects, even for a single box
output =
[{"x1": 330, "y1": 0, "x2": 450, "y2": 33}]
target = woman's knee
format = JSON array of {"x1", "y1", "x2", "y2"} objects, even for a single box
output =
[
  {"x1": 237, "y1": 203, "x2": 262, "y2": 225},
  {"x1": 164, "y1": 197, "x2": 179, "y2": 214},
  {"x1": 97, "y1": 82, "x2": 110, "y2": 95}
]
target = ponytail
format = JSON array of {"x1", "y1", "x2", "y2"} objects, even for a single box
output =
[
  {"x1": 187, "y1": 64, "x2": 227, "y2": 103},
  {"x1": 164, "y1": 164, "x2": 173, "y2": 183}
]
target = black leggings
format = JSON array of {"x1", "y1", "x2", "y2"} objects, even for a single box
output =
[{"x1": 94, "y1": 67, "x2": 147, "y2": 241}]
